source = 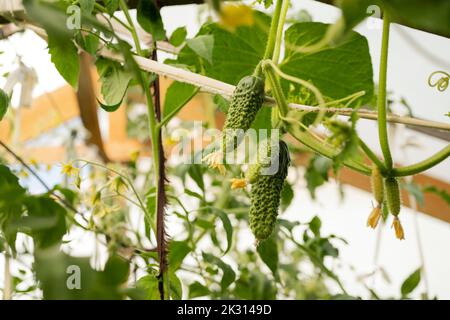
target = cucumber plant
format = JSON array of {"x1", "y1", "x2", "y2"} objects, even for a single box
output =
[{"x1": 0, "y1": 0, "x2": 448, "y2": 300}]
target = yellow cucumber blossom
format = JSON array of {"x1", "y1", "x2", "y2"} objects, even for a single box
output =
[{"x1": 230, "y1": 178, "x2": 247, "y2": 189}]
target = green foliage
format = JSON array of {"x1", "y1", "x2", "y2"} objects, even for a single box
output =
[
  {"x1": 0, "y1": 88, "x2": 10, "y2": 121},
  {"x1": 281, "y1": 22, "x2": 374, "y2": 106},
  {"x1": 136, "y1": 0, "x2": 166, "y2": 41},
  {"x1": 35, "y1": 248, "x2": 128, "y2": 299},
  {"x1": 169, "y1": 27, "x2": 188, "y2": 47},
  {"x1": 401, "y1": 268, "x2": 421, "y2": 298},
  {"x1": 96, "y1": 58, "x2": 133, "y2": 111},
  {"x1": 305, "y1": 155, "x2": 332, "y2": 199},
  {"x1": 162, "y1": 81, "x2": 198, "y2": 121},
  {"x1": 186, "y1": 35, "x2": 215, "y2": 65}
]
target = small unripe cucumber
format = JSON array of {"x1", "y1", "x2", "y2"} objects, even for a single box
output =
[
  {"x1": 222, "y1": 75, "x2": 265, "y2": 153},
  {"x1": 371, "y1": 166, "x2": 384, "y2": 204},
  {"x1": 249, "y1": 140, "x2": 290, "y2": 241},
  {"x1": 384, "y1": 177, "x2": 401, "y2": 216}
]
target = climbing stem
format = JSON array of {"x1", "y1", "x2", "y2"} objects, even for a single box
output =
[
  {"x1": 263, "y1": 62, "x2": 370, "y2": 175},
  {"x1": 263, "y1": 0, "x2": 284, "y2": 60},
  {"x1": 358, "y1": 138, "x2": 386, "y2": 172},
  {"x1": 272, "y1": 0, "x2": 290, "y2": 64},
  {"x1": 393, "y1": 145, "x2": 450, "y2": 177},
  {"x1": 377, "y1": 14, "x2": 393, "y2": 170}
]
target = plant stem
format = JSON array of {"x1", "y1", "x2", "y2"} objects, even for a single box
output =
[
  {"x1": 377, "y1": 15, "x2": 393, "y2": 170},
  {"x1": 118, "y1": 0, "x2": 165, "y2": 296},
  {"x1": 263, "y1": 0, "x2": 284, "y2": 60},
  {"x1": 393, "y1": 144, "x2": 450, "y2": 177},
  {"x1": 119, "y1": 0, "x2": 143, "y2": 55},
  {"x1": 358, "y1": 138, "x2": 386, "y2": 172},
  {"x1": 263, "y1": 64, "x2": 371, "y2": 175},
  {"x1": 272, "y1": 0, "x2": 290, "y2": 64}
]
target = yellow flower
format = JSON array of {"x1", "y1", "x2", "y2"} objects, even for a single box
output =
[
  {"x1": 202, "y1": 151, "x2": 226, "y2": 175},
  {"x1": 219, "y1": 4, "x2": 254, "y2": 31},
  {"x1": 392, "y1": 216, "x2": 405, "y2": 240},
  {"x1": 366, "y1": 206, "x2": 381, "y2": 229},
  {"x1": 61, "y1": 162, "x2": 79, "y2": 177},
  {"x1": 230, "y1": 178, "x2": 247, "y2": 189}
]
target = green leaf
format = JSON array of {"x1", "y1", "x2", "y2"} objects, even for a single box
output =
[
  {"x1": 281, "y1": 22, "x2": 374, "y2": 106},
  {"x1": 35, "y1": 247, "x2": 129, "y2": 299},
  {"x1": 79, "y1": 0, "x2": 95, "y2": 14},
  {"x1": 23, "y1": 196, "x2": 67, "y2": 249},
  {"x1": 75, "y1": 32, "x2": 100, "y2": 55},
  {"x1": 172, "y1": 12, "x2": 270, "y2": 85},
  {"x1": 169, "y1": 27, "x2": 187, "y2": 47},
  {"x1": 213, "y1": 94, "x2": 229, "y2": 113},
  {"x1": 103, "y1": 255, "x2": 129, "y2": 285},
  {"x1": 187, "y1": 165, "x2": 205, "y2": 192},
  {"x1": 401, "y1": 268, "x2": 421, "y2": 297},
  {"x1": 162, "y1": 81, "x2": 198, "y2": 120},
  {"x1": 212, "y1": 208, "x2": 233, "y2": 254},
  {"x1": 202, "y1": 253, "x2": 236, "y2": 290},
  {"x1": 0, "y1": 88, "x2": 10, "y2": 121},
  {"x1": 186, "y1": 35, "x2": 214, "y2": 65},
  {"x1": 309, "y1": 216, "x2": 322, "y2": 237},
  {"x1": 168, "y1": 241, "x2": 191, "y2": 271},
  {"x1": 104, "y1": 0, "x2": 119, "y2": 15},
  {"x1": 136, "y1": 274, "x2": 160, "y2": 300},
  {"x1": 305, "y1": 155, "x2": 332, "y2": 199},
  {"x1": 257, "y1": 231, "x2": 279, "y2": 279},
  {"x1": 188, "y1": 281, "x2": 210, "y2": 299},
  {"x1": 381, "y1": 0, "x2": 450, "y2": 38},
  {"x1": 280, "y1": 181, "x2": 294, "y2": 210},
  {"x1": 136, "y1": 0, "x2": 166, "y2": 41},
  {"x1": 169, "y1": 271, "x2": 183, "y2": 300},
  {"x1": 337, "y1": 0, "x2": 373, "y2": 32},
  {"x1": 96, "y1": 58, "x2": 132, "y2": 111},
  {"x1": 47, "y1": 34, "x2": 80, "y2": 89}
]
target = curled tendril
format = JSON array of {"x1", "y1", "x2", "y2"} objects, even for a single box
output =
[{"x1": 428, "y1": 70, "x2": 449, "y2": 92}]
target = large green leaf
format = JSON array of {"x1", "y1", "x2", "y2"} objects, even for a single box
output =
[
  {"x1": 281, "y1": 22, "x2": 373, "y2": 106},
  {"x1": 173, "y1": 11, "x2": 270, "y2": 85}
]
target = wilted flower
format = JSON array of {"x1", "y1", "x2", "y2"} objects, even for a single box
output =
[
  {"x1": 366, "y1": 206, "x2": 381, "y2": 229},
  {"x1": 202, "y1": 151, "x2": 226, "y2": 175},
  {"x1": 392, "y1": 216, "x2": 405, "y2": 240}
]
